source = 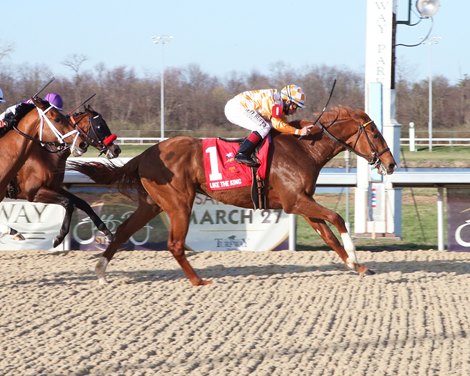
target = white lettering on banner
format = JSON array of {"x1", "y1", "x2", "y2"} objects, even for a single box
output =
[
  {"x1": 365, "y1": 0, "x2": 392, "y2": 85},
  {"x1": 205, "y1": 146, "x2": 223, "y2": 181},
  {"x1": 0, "y1": 200, "x2": 66, "y2": 251},
  {"x1": 455, "y1": 220, "x2": 470, "y2": 247},
  {"x1": 73, "y1": 211, "x2": 154, "y2": 245}
]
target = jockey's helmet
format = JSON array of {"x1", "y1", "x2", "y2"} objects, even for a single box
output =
[
  {"x1": 280, "y1": 85, "x2": 305, "y2": 108},
  {"x1": 44, "y1": 92, "x2": 64, "y2": 111},
  {"x1": 0, "y1": 88, "x2": 5, "y2": 103}
]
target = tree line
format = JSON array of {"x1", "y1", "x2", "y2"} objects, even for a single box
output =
[{"x1": 1, "y1": 60, "x2": 469, "y2": 139}]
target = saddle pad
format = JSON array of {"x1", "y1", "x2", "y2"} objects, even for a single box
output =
[{"x1": 202, "y1": 138, "x2": 269, "y2": 191}]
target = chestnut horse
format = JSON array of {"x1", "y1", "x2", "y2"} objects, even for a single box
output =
[
  {"x1": 5, "y1": 106, "x2": 121, "y2": 246},
  {"x1": 0, "y1": 98, "x2": 98, "y2": 240},
  {"x1": 72, "y1": 106, "x2": 397, "y2": 286}
]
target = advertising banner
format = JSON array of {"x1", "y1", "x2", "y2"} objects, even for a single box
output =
[
  {"x1": 186, "y1": 194, "x2": 289, "y2": 251},
  {"x1": 69, "y1": 187, "x2": 289, "y2": 252},
  {"x1": 447, "y1": 188, "x2": 470, "y2": 251},
  {"x1": 0, "y1": 199, "x2": 66, "y2": 251}
]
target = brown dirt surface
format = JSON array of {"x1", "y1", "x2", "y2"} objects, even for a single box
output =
[{"x1": 1, "y1": 249, "x2": 469, "y2": 375}]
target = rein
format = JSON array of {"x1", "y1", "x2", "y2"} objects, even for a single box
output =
[{"x1": 316, "y1": 117, "x2": 390, "y2": 166}]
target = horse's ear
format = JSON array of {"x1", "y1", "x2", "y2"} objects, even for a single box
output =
[{"x1": 31, "y1": 96, "x2": 47, "y2": 109}]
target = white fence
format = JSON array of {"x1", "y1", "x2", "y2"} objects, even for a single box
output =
[{"x1": 115, "y1": 137, "x2": 470, "y2": 147}]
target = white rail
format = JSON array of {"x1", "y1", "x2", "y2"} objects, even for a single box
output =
[{"x1": 114, "y1": 137, "x2": 470, "y2": 147}]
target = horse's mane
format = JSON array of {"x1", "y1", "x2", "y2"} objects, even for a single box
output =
[
  {"x1": 316, "y1": 106, "x2": 369, "y2": 125},
  {"x1": 13, "y1": 103, "x2": 35, "y2": 123}
]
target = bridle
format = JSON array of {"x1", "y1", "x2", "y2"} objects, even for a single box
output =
[
  {"x1": 69, "y1": 112, "x2": 117, "y2": 155},
  {"x1": 13, "y1": 104, "x2": 82, "y2": 153},
  {"x1": 315, "y1": 116, "x2": 390, "y2": 167}
]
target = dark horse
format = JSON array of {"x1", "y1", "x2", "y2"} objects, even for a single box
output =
[
  {"x1": 72, "y1": 106, "x2": 397, "y2": 286},
  {"x1": 0, "y1": 97, "x2": 90, "y2": 239},
  {"x1": 4, "y1": 105, "x2": 121, "y2": 246}
]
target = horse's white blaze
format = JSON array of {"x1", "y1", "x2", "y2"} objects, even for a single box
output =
[
  {"x1": 341, "y1": 232, "x2": 359, "y2": 265},
  {"x1": 95, "y1": 257, "x2": 109, "y2": 284}
]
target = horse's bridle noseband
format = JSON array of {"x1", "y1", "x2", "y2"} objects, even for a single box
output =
[{"x1": 70, "y1": 113, "x2": 117, "y2": 154}]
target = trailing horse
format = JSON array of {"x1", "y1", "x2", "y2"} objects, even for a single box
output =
[
  {"x1": 72, "y1": 106, "x2": 397, "y2": 286},
  {"x1": 4, "y1": 105, "x2": 121, "y2": 246}
]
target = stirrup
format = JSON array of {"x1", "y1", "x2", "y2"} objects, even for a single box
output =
[{"x1": 235, "y1": 153, "x2": 260, "y2": 167}]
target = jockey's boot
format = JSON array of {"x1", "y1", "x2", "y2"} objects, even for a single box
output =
[{"x1": 235, "y1": 132, "x2": 261, "y2": 167}]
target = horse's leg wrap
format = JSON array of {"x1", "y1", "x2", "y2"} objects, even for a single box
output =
[
  {"x1": 95, "y1": 257, "x2": 109, "y2": 284},
  {"x1": 340, "y1": 232, "x2": 359, "y2": 267}
]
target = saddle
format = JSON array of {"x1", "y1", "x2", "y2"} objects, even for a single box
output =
[
  {"x1": 218, "y1": 137, "x2": 267, "y2": 209},
  {"x1": 202, "y1": 137, "x2": 270, "y2": 210}
]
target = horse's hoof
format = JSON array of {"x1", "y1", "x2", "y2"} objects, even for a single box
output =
[
  {"x1": 192, "y1": 279, "x2": 212, "y2": 286},
  {"x1": 10, "y1": 229, "x2": 25, "y2": 241},
  {"x1": 353, "y1": 263, "x2": 375, "y2": 277},
  {"x1": 358, "y1": 268, "x2": 376, "y2": 278},
  {"x1": 53, "y1": 237, "x2": 63, "y2": 248}
]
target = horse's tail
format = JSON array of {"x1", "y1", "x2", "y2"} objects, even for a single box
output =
[{"x1": 68, "y1": 156, "x2": 143, "y2": 195}]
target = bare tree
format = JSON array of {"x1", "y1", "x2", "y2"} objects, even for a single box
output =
[
  {"x1": 0, "y1": 41, "x2": 14, "y2": 63},
  {"x1": 62, "y1": 54, "x2": 88, "y2": 76}
]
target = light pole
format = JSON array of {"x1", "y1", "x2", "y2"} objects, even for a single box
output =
[
  {"x1": 424, "y1": 36, "x2": 441, "y2": 151},
  {"x1": 152, "y1": 35, "x2": 173, "y2": 139}
]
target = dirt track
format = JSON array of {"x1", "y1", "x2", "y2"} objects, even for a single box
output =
[{"x1": 0, "y1": 250, "x2": 469, "y2": 376}]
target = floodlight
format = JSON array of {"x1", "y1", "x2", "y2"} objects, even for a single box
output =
[{"x1": 416, "y1": 0, "x2": 440, "y2": 18}]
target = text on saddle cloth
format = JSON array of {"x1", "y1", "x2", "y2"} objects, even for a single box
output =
[{"x1": 202, "y1": 138, "x2": 270, "y2": 191}]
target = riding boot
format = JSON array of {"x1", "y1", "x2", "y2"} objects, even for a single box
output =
[{"x1": 235, "y1": 132, "x2": 261, "y2": 167}]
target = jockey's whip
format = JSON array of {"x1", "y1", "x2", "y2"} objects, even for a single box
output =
[
  {"x1": 67, "y1": 93, "x2": 97, "y2": 115},
  {"x1": 32, "y1": 77, "x2": 55, "y2": 99},
  {"x1": 299, "y1": 78, "x2": 336, "y2": 140}
]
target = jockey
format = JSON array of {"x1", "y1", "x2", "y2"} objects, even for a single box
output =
[
  {"x1": 224, "y1": 84, "x2": 313, "y2": 167},
  {"x1": 0, "y1": 92, "x2": 64, "y2": 122},
  {"x1": 0, "y1": 88, "x2": 6, "y2": 134},
  {"x1": 43, "y1": 92, "x2": 64, "y2": 111}
]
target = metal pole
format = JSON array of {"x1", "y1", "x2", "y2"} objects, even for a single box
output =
[
  {"x1": 345, "y1": 150, "x2": 350, "y2": 232},
  {"x1": 288, "y1": 214, "x2": 296, "y2": 251},
  {"x1": 152, "y1": 35, "x2": 173, "y2": 139},
  {"x1": 425, "y1": 36, "x2": 441, "y2": 152},
  {"x1": 409, "y1": 122, "x2": 416, "y2": 152},
  {"x1": 437, "y1": 187, "x2": 444, "y2": 251},
  {"x1": 161, "y1": 67, "x2": 165, "y2": 139},
  {"x1": 428, "y1": 44, "x2": 432, "y2": 151}
]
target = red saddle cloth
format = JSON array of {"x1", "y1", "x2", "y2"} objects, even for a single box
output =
[{"x1": 202, "y1": 138, "x2": 270, "y2": 191}]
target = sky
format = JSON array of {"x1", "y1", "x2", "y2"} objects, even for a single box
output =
[{"x1": 1, "y1": 1, "x2": 468, "y2": 85}]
